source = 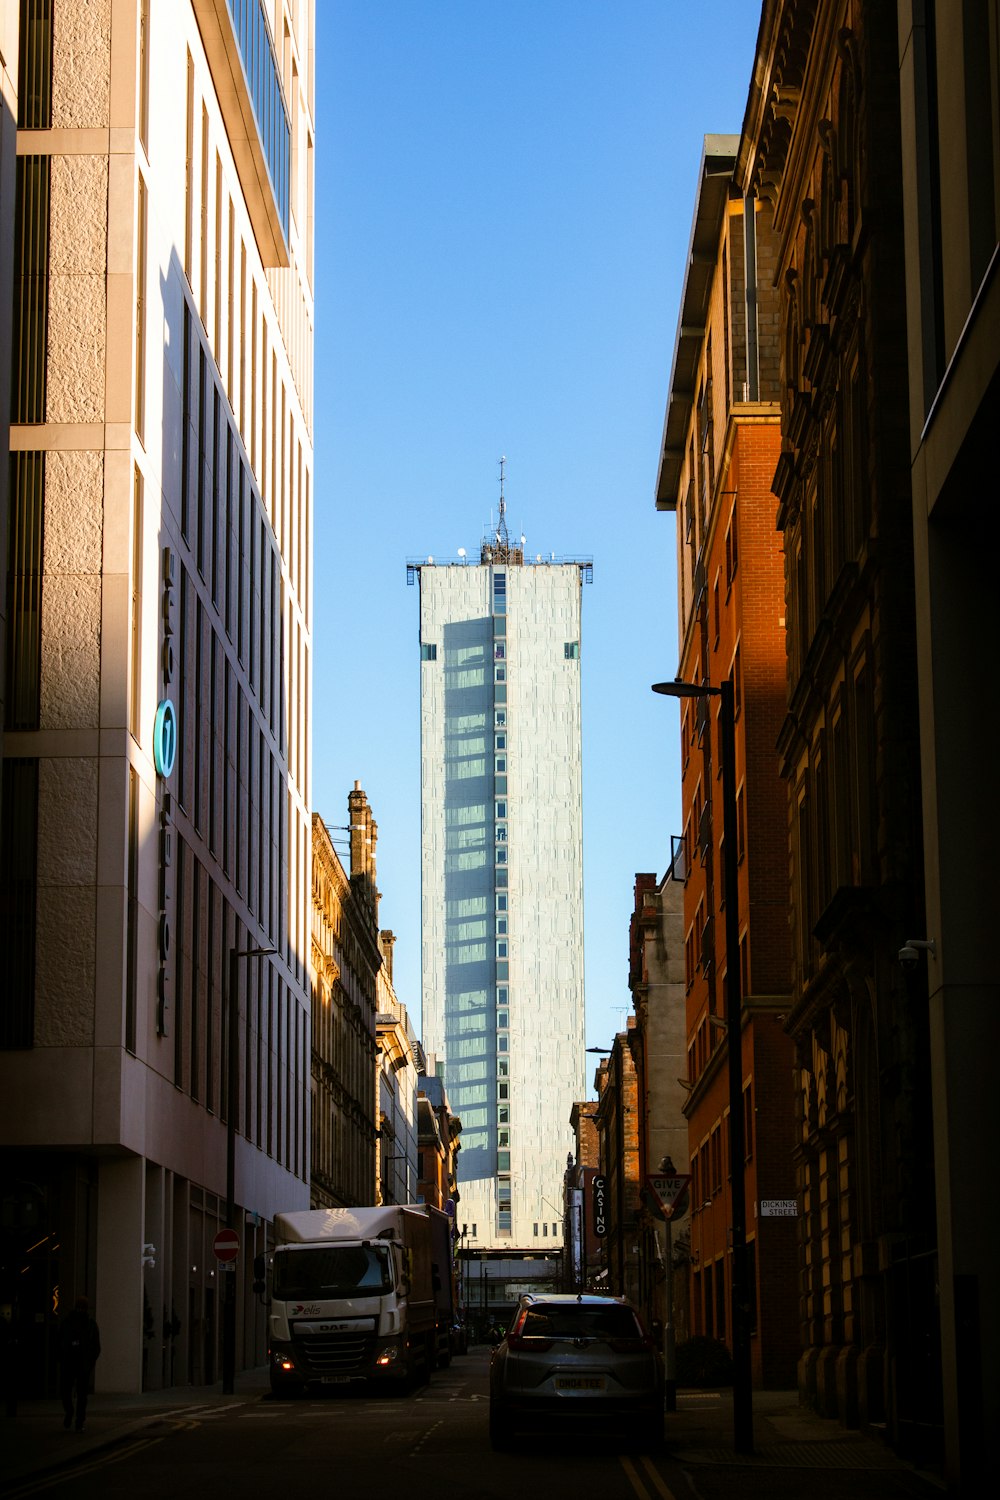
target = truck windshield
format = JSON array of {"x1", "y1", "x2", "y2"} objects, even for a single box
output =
[{"x1": 273, "y1": 1245, "x2": 392, "y2": 1300}]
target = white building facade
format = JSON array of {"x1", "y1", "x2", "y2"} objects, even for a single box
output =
[
  {"x1": 0, "y1": 0, "x2": 313, "y2": 1394},
  {"x1": 412, "y1": 535, "x2": 589, "y2": 1248}
]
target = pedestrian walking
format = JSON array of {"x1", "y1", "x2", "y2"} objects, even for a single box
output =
[{"x1": 58, "y1": 1297, "x2": 100, "y2": 1432}]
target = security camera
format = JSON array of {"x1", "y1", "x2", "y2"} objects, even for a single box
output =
[{"x1": 898, "y1": 937, "x2": 936, "y2": 970}]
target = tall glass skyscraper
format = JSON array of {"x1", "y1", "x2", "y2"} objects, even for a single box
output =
[{"x1": 410, "y1": 515, "x2": 590, "y2": 1248}]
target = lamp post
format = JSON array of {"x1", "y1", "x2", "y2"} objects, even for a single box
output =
[
  {"x1": 223, "y1": 943, "x2": 275, "y2": 1396},
  {"x1": 653, "y1": 677, "x2": 753, "y2": 1454}
]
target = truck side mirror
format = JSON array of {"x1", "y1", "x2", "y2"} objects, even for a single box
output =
[{"x1": 253, "y1": 1253, "x2": 266, "y2": 1280}]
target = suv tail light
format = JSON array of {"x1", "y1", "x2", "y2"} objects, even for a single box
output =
[{"x1": 505, "y1": 1333, "x2": 553, "y2": 1351}]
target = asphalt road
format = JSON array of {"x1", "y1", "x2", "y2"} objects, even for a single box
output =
[{"x1": 6, "y1": 1351, "x2": 942, "y2": 1500}]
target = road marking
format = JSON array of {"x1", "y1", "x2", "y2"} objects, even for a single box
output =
[
  {"x1": 5, "y1": 1436, "x2": 165, "y2": 1497},
  {"x1": 619, "y1": 1454, "x2": 679, "y2": 1500},
  {"x1": 619, "y1": 1456, "x2": 655, "y2": 1500},
  {"x1": 640, "y1": 1455, "x2": 679, "y2": 1499},
  {"x1": 408, "y1": 1418, "x2": 443, "y2": 1457}
]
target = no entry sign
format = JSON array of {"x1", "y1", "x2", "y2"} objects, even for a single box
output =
[{"x1": 213, "y1": 1228, "x2": 240, "y2": 1262}]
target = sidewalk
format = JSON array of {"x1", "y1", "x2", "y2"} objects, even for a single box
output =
[
  {"x1": 0, "y1": 1366, "x2": 272, "y2": 1489},
  {"x1": 665, "y1": 1389, "x2": 946, "y2": 1494}
]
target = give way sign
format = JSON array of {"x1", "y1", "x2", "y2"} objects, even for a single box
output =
[{"x1": 645, "y1": 1173, "x2": 692, "y2": 1220}]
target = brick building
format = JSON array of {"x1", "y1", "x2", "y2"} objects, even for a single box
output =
[
  {"x1": 310, "y1": 790, "x2": 380, "y2": 1210},
  {"x1": 735, "y1": 0, "x2": 934, "y2": 1449},
  {"x1": 592, "y1": 1026, "x2": 642, "y2": 1305},
  {"x1": 653, "y1": 138, "x2": 798, "y2": 1388}
]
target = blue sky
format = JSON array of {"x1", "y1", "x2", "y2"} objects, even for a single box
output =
[{"x1": 312, "y1": 2, "x2": 763, "y2": 1066}]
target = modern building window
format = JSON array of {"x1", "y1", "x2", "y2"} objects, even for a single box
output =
[
  {"x1": 495, "y1": 732, "x2": 506, "y2": 751},
  {"x1": 130, "y1": 466, "x2": 143, "y2": 739},
  {"x1": 11, "y1": 155, "x2": 50, "y2": 423},
  {"x1": 564, "y1": 641, "x2": 580, "y2": 659},
  {"x1": 224, "y1": 0, "x2": 291, "y2": 242},
  {"x1": 494, "y1": 663, "x2": 506, "y2": 683},
  {"x1": 495, "y1": 756, "x2": 506, "y2": 775},
  {"x1": 0, "y1": 759, "x2": 39, "y2": 1048},
  {"x1": 135, "y1": 172, "x2": 148, "y2": 443},
  {"x1": 18, "y1": 0, "x2": 53, "y2": 128},
  {"x1": 496, "y1": 940, "x2": 507, "y2": 959},
  {"x1": 492, "y1": 572, "x2": 506, "y2": 614},
  {"x1": 5, "y1": 453, "x2": 44, "y2": 731},
  {"x1": 420, "y1": 642, "x2": 437, "y2": 660}
]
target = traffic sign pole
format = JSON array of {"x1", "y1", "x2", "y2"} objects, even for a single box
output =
[{"x1": 648, "y1": 1160, "x2": 691, "y2": 1410}]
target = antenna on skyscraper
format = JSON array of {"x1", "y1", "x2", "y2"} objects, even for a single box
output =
[{"x1": 496, "y1": 456, "x2": 509, "y2": 552}]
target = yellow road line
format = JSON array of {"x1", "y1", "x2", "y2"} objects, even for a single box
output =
[
  {"x1": 619, "y1": 1454, "x2": 654, "y2": 1499},
  {"x1": 5, "y1": 1436, "x2": 164, "y2": 1497},
  {"x1": 640, "y1": 1453, "x2": 679, "y2": 1499},
  {"x1": 619, "y1": 1452, "x2": 680, "y2": 1500}
]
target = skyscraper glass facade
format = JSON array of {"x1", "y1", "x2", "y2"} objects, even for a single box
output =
[{"x1": 415, "y1": 554, "x2": 588, "y2": 1246}]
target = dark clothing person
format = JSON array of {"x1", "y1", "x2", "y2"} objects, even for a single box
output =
[{"x1": 58, "y1": 1299, "x2": 100, "y2": 1432}]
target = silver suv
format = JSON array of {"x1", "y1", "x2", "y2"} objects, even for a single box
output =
[{"x1": 488, "y1": 1293, "x2": 663, "y2": 1450}]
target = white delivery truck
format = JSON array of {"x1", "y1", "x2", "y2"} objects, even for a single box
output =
[{"x1": 256, "y1": 1204, "x2": 455, "y2": 1395}]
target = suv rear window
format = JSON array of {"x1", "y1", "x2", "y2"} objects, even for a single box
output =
[{"x1": 518, "y1": 1304, "x2": 642, "y2": 1340}]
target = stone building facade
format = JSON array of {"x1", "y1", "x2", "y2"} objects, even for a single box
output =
[
  {"x1": 654, "y1": 137, "x2": 798, "y2": 1388},
  {"x1": 0, "y1": 0, "x2": 314, "y2": 1394},
  {"x1": 735, "y1": 0, "x2": 934, "y2": 1450},
  {"x1": 896, "y1": 6, "x2": 1000, "y2": 1488},
  {"x1": 416, "y1": 1066, "x2": 462, "y2": 1213},
  {"x1": 627, "y1": 870, "x2": 691, "y2": 1349},
  {"x1": 376, "y1": 929, "x2": 420, "y2": 1206},
  {"x1": 310, "y1": 790, "x2": 381, "y2": 1209}
]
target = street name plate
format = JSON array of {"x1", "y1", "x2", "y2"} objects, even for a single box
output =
[{"x1": 760, "y1": 1199, "x2": 797, "y2": 1217}]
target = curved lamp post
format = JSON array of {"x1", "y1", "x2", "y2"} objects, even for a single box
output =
[{"x1": 653, "y1": 678, "x2": 753, "y2": 1454}]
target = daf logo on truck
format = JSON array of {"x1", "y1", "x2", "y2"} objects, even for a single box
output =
[{"x1": 256, "y1": 1205, "x2": 456, "y2": 1395}]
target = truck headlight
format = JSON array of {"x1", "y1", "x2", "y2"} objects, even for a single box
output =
[
  {"x1": 272, "y1": 1352, "x2": 296, "y2": 1372},
  {"x1": 375, "y1": 1343, "x2": 400, "y2": 1366}
]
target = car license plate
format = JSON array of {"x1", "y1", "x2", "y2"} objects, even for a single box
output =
[
  {"x1": 320, "y1": 1375, "x2": 353, "y2": 1384},
  {"x1": 555, "y1": 1376, "x2": 606, "y2": 1391}
]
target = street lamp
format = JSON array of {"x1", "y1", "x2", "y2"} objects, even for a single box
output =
[
  {"x1": 653, "y1": 677, "x2": 753, "y2": 1454},
  {"x1": 223, "y1": 942, "x2": 275, "y2": 1396}
]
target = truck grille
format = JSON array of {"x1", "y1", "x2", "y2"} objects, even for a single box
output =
[{"x1": 298, "y1": 1331, "x2": 375, "y2": 1375}]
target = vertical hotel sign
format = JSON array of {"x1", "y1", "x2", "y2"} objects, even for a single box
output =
[{"x1": 153, "y1": 547, "x2": 178, "y2": 1035}]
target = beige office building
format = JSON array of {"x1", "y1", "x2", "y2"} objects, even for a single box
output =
[{"x1": 0, "y1": 0, "x2": 314, "y2": 1394}]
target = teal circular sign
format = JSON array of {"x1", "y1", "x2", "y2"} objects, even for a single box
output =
[{"x1": 153, "y1": 699, "x2": 177, "y2": 779}]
